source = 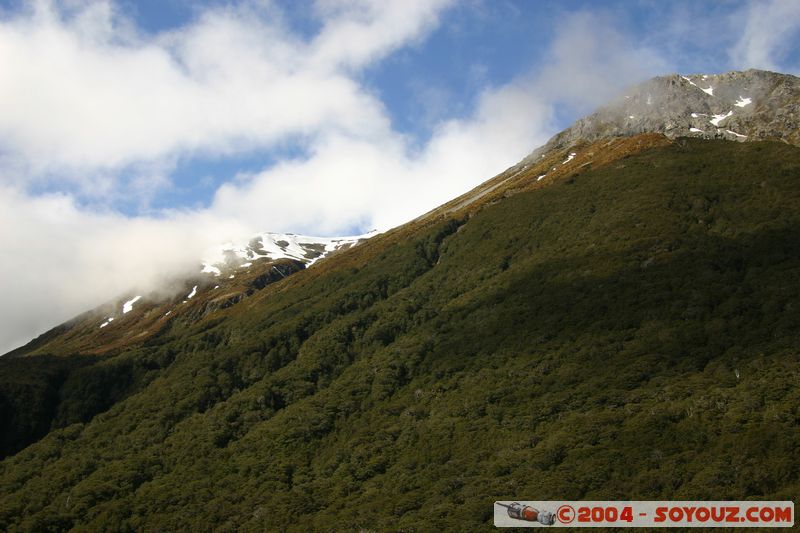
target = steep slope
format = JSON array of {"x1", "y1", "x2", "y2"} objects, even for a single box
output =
[{"x1": 1, "y1": 139, "x2": 799, "y2": 531}]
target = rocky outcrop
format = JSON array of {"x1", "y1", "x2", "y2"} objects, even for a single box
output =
[
  {"x1": 523, "y1": 69, "x2": 800, "y2": 163},
  {"x1": 250, "y1": 259, "x2": 306, "y2": 290}
]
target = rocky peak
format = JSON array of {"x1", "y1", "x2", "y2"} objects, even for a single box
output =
[{"x1": 524, "y1": 69, "x2": 800, "y2": 163}]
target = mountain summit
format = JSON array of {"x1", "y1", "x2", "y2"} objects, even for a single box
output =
[{"x1": 524, "y1": 69, "x2": 800, "y2": 163}]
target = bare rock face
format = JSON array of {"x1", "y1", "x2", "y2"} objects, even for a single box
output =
[{"x1": 524, "y1": 69, "x2": 800, "y2": 162}]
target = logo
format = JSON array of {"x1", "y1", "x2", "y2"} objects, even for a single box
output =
[
  {"x1": 494, "y1": 501, "x2": 794, "y2": 528},
  {"x1": 496, "y1": 502, "x2": 555, "y2": 525}
]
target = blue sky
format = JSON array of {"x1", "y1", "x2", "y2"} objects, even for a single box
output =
[{"x1": 1, "y1": 0, "x2": 800, "y2": 353}]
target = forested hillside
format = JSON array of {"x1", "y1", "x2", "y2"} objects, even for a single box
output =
[{"x1": 1, "y1": 139, "x2": 799, "y2": 531}]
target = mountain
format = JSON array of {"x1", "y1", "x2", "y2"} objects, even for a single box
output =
[{"x1": 1, "y1": 70, "x2": 799, "y2": 531}]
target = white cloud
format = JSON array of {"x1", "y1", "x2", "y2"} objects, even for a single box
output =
[
  {"x1": 211, "y1": 82, "x2": 555, "y2": 234},
  {"x1": 0, "y1": 0, "x2": 452, "y2": 186},
  {"x1": 309, "y1": 0, "x2": 454, "y2": 70},
  {"x1": 209, "y1": 9, "x2": 672, "y2": 234},
  {"x1": 531, "y1": 11, "x2": 670, "y2": 113},
  {"x1": 730, "y1": 0, "x2": 800, "y2": 72},
  {"x1": 0, "y1": 185, "x2": 250, "y2": 353}
]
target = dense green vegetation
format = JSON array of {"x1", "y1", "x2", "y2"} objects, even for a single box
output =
[
  {"x1": 0, "y1": 355, "x2": 93, "y2": 459},
  {"x1": 1, "y1": 139, "x2": 799, "y2": 531}
]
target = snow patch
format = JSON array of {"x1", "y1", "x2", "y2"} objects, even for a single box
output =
[
  {"x1": 187, "y1": 285, "x2": 197, "y2": 299},
  {"x1": 690, "y1": 127, "x2": 704, "y2": 133},
  {"x1": 709, "y1": 111, "x2": 733, "y2": 126},
  {"x1": 201, "y1": 264, "x2": 221, "y2": 276},
  {"x1": 682, "y1": 76, "x2": 713, "y2": 96},
  {"x1": 537, "y1": 174, "x2": 546, "y2": 181},
  {"x1": 561, "y1": 152, "x2": 577, "y2": 165},
  {"x1": 628, "y1": 115, "x2": 635, "y2": 119},
  {"x1": 122, "y1": 296, "x2": 141, "y2": 314},
  {"x1": 725, "y1": 129, "x2": 747, "y2": 139},
  {"x1": 165, "y1": 311, "x2": 171, "y2": 317},
  {"x1": 240, "y1": 262, "x2": 252, "y2": 268},
  {"x1": 734, "y1": 96, "x2": 752, "y2": 108}
]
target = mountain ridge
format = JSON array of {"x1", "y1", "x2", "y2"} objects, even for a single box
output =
[{"x1": 8, "y1": 69, "x2": 799, "y2": 360}]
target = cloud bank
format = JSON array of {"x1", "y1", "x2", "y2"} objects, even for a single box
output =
[{"x1": 0, "y1": 0, "x2": 449, "y2": 179}]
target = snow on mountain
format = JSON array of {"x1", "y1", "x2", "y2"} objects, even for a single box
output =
[
  {"x1": 88, "y1": 231, "x2": 378, "y2": 331},
  {"x1": 200, "y1": 231, "x2": 379, "y2": 277},
  {"x1": 122, "y1": 295, "x2": 142, "y2": 314}
]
